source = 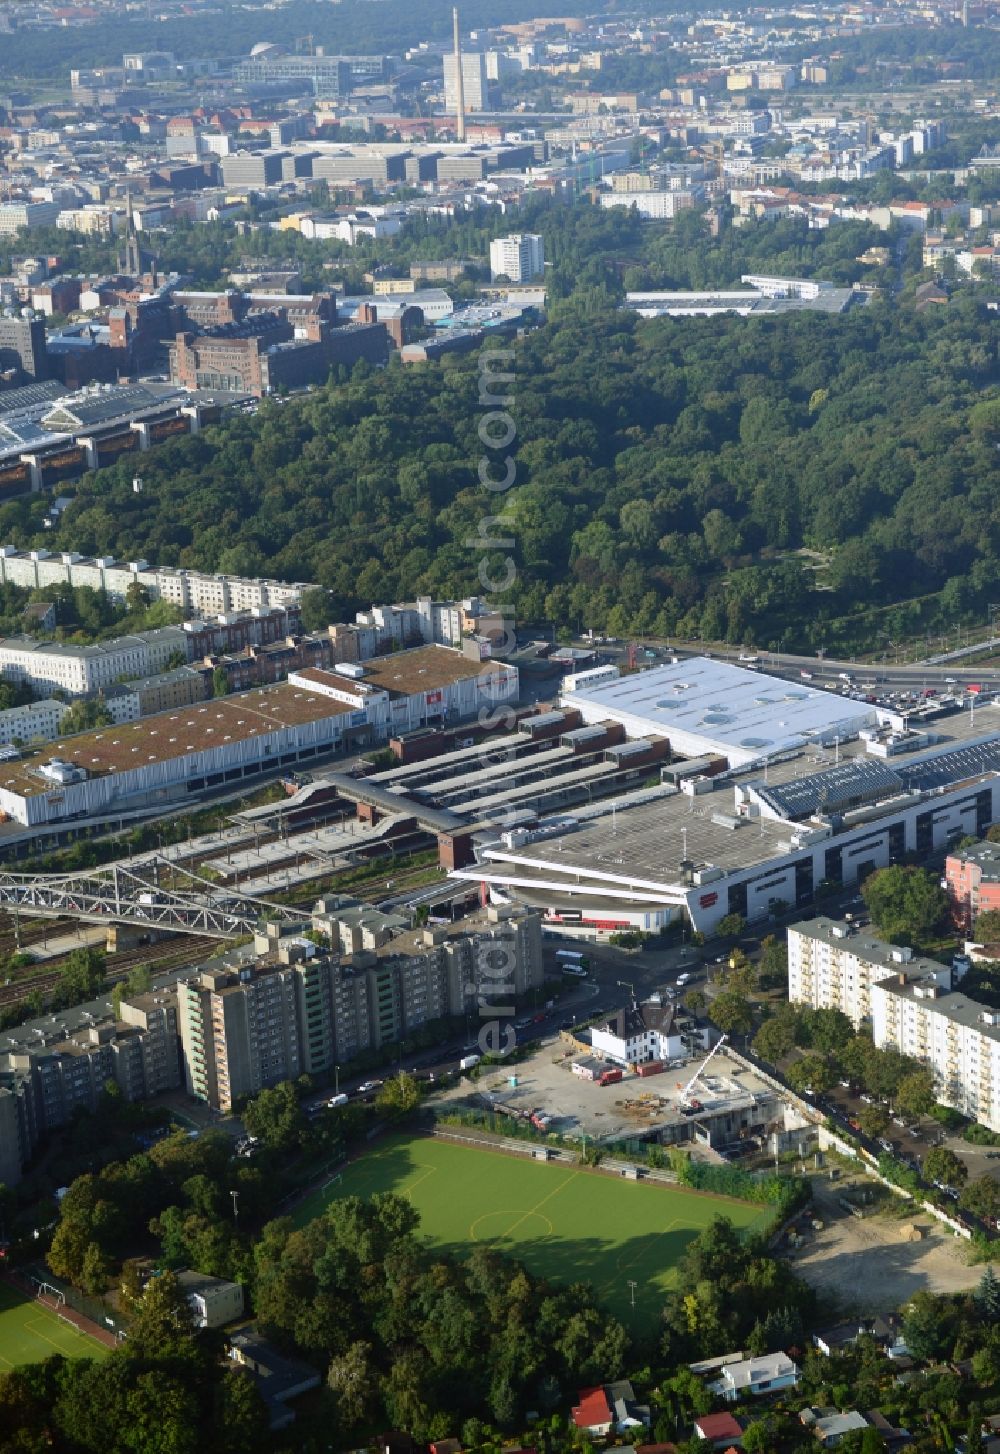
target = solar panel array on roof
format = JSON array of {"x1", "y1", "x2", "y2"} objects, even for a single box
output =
[
  {"x1": 751, "y1": 756, "x2": 905, "y2": 821},
  {"x1": 899, "y1": 739, "x2": 1000, "y2": 793},
  {"x1": 0, "y1": 380, "x2": 67, "y2": 419}
]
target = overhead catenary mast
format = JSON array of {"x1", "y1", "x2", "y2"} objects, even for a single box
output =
[{"x1": 453, "y1": 6, "x2": 466, "y2": 144}]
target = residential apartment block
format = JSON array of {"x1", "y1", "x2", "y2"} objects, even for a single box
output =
[
  {"x1": 177, "y1": 910, "x2": 544, "y2": 1111},
  {"x1": 354, "y1": 594, "x2": 509, "y2": 652},
  {"x1": 788, "y1": 917, "x2": 952, "y2": 1026},
  {"x1": 0, "y1": 626, "x2": 186, "y2": 696},
  {"x1": 944, "y1": 840, "x2": 1000, "y2": 932},
  {"x1": 0, "y1": 984, "x2": 182, "y2": 1185},
  {"x1": 0, "y1": 697, "x2": 64, "y2": 746},
  {"x1": 444, "y1": 51, "x2": 490, "y2": 113},
  {"x1": 871, "y1": 973, "x2": 1000, "y2": 1131},
  {"x1": 0, "y1": 547, "x2": 310, "y2": 616},
  {"x1": 789, "y1": 917, "x2": 1000, "y2": 1132},
  {"x1": 489, "y1": 233, "x2": 544, "y2": 283}
]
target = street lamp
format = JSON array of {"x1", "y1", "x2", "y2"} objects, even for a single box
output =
[{"x1": 230, "y1": 1190, "x2": 239, "y2": 1225}]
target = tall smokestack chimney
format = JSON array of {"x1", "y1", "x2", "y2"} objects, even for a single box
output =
[{"x1": 453, "y1": 6, "x2": 466, "y2": 144}]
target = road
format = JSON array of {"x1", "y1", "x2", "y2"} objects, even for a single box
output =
[
  {"x1": 581, "y1": 638, "x2": 1000, "y2": 692},
  {"x1": 304, "y1": 937, "x2": 699, "y2": 1113}
]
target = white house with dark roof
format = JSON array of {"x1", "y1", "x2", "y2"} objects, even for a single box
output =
[{"x1": 590, "y1": 996, "x2": 705, "y2": 1067}]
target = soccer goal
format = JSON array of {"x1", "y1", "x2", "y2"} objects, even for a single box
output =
[{"x1": 34, "y1": 1280, "x2": 65, "y2": 1307}]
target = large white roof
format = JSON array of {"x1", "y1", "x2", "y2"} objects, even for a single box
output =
[{"x1": 560, "y1": 657, "x2": 876, "y2": 766}]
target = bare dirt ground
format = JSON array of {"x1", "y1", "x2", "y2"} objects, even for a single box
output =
[{"x1": 787, "y1": 1176, "x2": 983, "y2": 1313}]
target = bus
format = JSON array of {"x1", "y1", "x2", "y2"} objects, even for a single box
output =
[{"x1": 556, "y1": 949, "x2": 590, "y2": 971}]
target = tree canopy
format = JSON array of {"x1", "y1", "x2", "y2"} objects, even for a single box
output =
[{"x1": 861, "y1": 866, "x2": 949, "y2": 946}]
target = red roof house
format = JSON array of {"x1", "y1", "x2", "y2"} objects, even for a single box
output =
[
  {"x1": 693, "y1": 1412, "x2": 744, "y2": 1447},
  {"x1": 572, "y1": 1387, "x2": 615, "y2": 1437}
]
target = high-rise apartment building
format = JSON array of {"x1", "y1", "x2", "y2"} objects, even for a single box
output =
[
  {"x1": 489, "y1": 233, "x2": 545, "y2": 282},
  {"x1": 0, "y1": 984, "x2": 181, "y2": 1184},
  {"x1": 177, "y1": 911, "x2": 544, "y2": 1110},
  {"x1": 444, "y1": 52, "x2": 490, "y2": 113},
  {"x1": 0, "y1": 313, "x2": 48, "y2": 381},
  {"x1": 178, "y1": 956, "x2": 303, "y2": 1112},
  {"x1": 871, "y1": 975, "x2": 1000, "y2": 1132}
]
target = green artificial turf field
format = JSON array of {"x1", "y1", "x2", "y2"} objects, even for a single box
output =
[
  {"x1": 0, "y1": 1282, "x2": 109, "y2": 1369},
  {"x1": 294, "y1": 1134, "x2": 771, "y2": 1335}
]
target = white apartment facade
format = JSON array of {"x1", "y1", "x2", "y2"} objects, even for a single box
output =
[
  {"x1": 788, "y1": 917, "x2": 1000, "y2": 1131},
  {"x1": 0, "y1": 628, "x2": 185, "y2": 696},
  {"x1": 600, "y1": 190, "x2": 695, "y2": 219},
  {"x1": 872, "y1": 979, "x2": 1000, "y2": 1133},
  {"x1": 489, "y1": 233, "x2": 545, "y2": 283},
  {"x1": 355, "y1": 595, "x2": 506, "y2": 652},
  {"x1": 787, "y1": 918, "x2": 954, "y2": 1027},
  {"x1": 590, "y1": 999, "x2": 702, "y2": 1067},
  {"x1": 0, "y1": 698, "x2": 64, "y2": 746},
  {"x1": 0, "y1": 547, "x2": 310, "y2": 615},
  {"x1": 0, "y1": 202, "x2": 60, "y2": 235}
]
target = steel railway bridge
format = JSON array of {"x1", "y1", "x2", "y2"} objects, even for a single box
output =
[{"x1": 0, "y1": 858, "x2": 305, "y2": 938}]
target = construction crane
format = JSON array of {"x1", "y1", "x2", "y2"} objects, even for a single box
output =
[
  {"x1": 677, "y1": 1033, "x2": 729, "y2": 1111},
  {"x1": 692, "y1": 138, "x2": 725, "y2": 181}
]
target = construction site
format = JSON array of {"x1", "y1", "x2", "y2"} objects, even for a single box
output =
[{"x1": 444, "y1": 1035, "x2": 816, "y2": 1155}]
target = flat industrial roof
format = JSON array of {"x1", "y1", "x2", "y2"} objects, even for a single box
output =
[
  {"x1": 291, "y1": 666, "x2": 385, "y2": 698},
  {"x1": 477, "y1": 790, "x2": 795, "y2": 891},
  {"x1": 0, "y1": 681, "x2": 353, "y2": 798},
  {"x1": 561, "y1": 657, "x2": 876, "y2": 763},
  {"x1": 360, "y1": 645, "x2": 514, "y2": 698}
]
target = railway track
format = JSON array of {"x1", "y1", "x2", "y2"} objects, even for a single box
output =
[{"x1": 0, "y1": 933, "x2": 224, "y2": 1009}]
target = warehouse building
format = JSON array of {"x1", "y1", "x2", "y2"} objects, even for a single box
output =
[
  {"x1": 0, "y1": 680, "x2": 361, "y2": 826},
  {"x1": 0, "y1": 645, "x2": 519, "y2": 827},
  {"x1": 289, "y1": 643, "x2": 518, "y2": 737},
  {"x1": 560, "y1": 658, "x2": 874, "y2": 768},
  {"x1": 452, "y1": 659, "x2": 1000, "y2": 936},
  {"x1": 168, "y1": 318, "x2": 389, "y2": 397}
]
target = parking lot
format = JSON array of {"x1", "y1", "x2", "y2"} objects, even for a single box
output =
[{"x1": 822, "y1": 1084, "x2": 945, "y2": 1170}]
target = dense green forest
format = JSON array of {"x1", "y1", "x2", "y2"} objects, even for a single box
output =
[
  {"x1": 5, "y1": 198, "x2": 997, "y2": 654},
  {"x1": 819, "y1": 21, "x2": 1000, "y2": 85},
  {"x1": 0, "y1": 0, "x2": 598, "y2": 81}
]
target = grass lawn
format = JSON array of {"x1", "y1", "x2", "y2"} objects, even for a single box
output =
[
  {"x1": 0, "y1": 1282, "x2": 109, "y2": 1370},
  {"x1": 293, "y1": 1134, "x2": 771, "y2": 1336}
]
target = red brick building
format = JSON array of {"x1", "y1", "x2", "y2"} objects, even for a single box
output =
[
  {"x1": 169, "y1": 316, "x2": 388, "y2": 397},
  {"x1": 944, "y1": 841, "x2": 1000, "y2": 930}
]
